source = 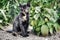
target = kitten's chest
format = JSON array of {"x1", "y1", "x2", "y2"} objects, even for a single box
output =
[{"x1": 20, "y1": 13, "x2": 29, "y2": 21}]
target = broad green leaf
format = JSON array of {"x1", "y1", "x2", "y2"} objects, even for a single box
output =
[
  {"x1": 35, "y1": 6, "x2": 41, "y2": 13},
  {"x1": 36, "y1": 27, "x2": 40, "y2": 32},
  {"x1": 38, "y1": 20, "x2": 45, "y2": 26},
  {"x1": 53, "y1": 23, "x2": 60, "y2": 32},
  {"x1": 49, "y1": 17, "x2": 56, "y2": 23},
  {"x1": 0, "y1": 20, "x2": 3, "y2": 23},
  {"x1": 33, "y1": 14, "x2": 40, "y2": 20},
  {"x1": 30, "y1": 20, "x2": 37, "y2": 26},
  {"x1": 41, "y1": 25, "x2": 49, "y2": 36},
  {"x1": 44, "y1": 14, "x2": 50, "y2": 18},
  {"x1": 0, "y1": 9, "x2": 7, "y2": 21},
  {"x1": 50, "y1": 27, "x2": 53, "y2": 35}
]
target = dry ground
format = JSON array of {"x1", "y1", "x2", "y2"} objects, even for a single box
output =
[
  {"x1": 0, "y1": 24, "x2": 60, "y2": 40},
  {"x1": 0, "y1": 30, "x2": 60, "y2": 40}
]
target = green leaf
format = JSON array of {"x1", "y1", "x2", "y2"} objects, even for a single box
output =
[
  {"x1": 33, "y1": 14, "x2": 40, "y2": 20},
  {"x1": 41, "y1": 25, "x2": 49, "y2": 36},
  {"x1": 0, "y1": 9, "x2": 7, "y2": 21},
  {"x1": 0, "y1": 20, "x2": 3, "y2": 23},
  {"x1": 53, "y1": 23, "x2": 60, "y2": 32},
  {"x1": 49, "y1": 17, "x2": 56, "y2": 23},
  {"x1": 50, "y1": 27, "x2": 53, "y2": 35},
  {"x1": 47, "y1": 22, "x2": 53, "y2": 27},
  {"x1": 44, "y1": 14, "x2": 50, "y2": 18},
  {"x1": 36, "y1": 27, "x2": 40, "y2": 32},
  {"x1": 38, "y1": 19, "x2": 45, "y2": 26},
  {"x1": 35, "y1": 6, "x2": 41, "y2": 13}
]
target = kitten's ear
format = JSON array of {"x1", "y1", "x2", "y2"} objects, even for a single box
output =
[
  {"x1": 27, "y1": 3, "x2": 30, "y2": 7},
  {"x1": 27, "y1": 0, "x2": 32, "y2": 7},
  {"x1": 19, "y1": 4, "x2": 22, "y2": 7}
]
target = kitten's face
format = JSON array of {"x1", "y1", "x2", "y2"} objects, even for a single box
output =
[
  {"x1": 19, "y1": 3, "x2": 30, "y2": 13},
  {"x1": 19, "y1": 3, "x2": 30, "y2": 21}
]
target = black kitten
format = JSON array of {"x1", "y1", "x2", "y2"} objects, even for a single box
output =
[{"x1": 12, "y1": 3, "x2": 30, "y2": 37}]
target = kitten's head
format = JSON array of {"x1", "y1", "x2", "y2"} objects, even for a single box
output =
[
  {"x1": 19, "y1": 3, "x2": 30, "y2": 21},
  {"x1": 19, "y1": 3, "x2": 30, "y2": 13}
]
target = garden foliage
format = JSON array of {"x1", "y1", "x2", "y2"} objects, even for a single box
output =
[{"x1": 0, "y1": 0, "x2": 60, "y2": 36}]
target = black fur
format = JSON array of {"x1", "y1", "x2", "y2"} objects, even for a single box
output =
[{"x1": 12, "y1": 3, "x2": 30, "y2": 37}]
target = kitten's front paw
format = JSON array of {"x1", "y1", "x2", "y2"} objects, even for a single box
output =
[
  {"x1": 12, "y1": 32, "x2": 18, "y2": 36},
  {"x1": 20, "y1": 33, "x2": 29, "y2": 37}
]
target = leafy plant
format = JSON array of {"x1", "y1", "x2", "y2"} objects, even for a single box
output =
[
  {"x1": 0, "y1": 0, "x2": 60, "y2": 36},
  {"x1": 30, "y1": 0, "x2": 60, "y2": 36}
]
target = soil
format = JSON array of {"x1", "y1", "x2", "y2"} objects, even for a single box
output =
[{"x1": 0, "y1": 24, "x2": 60, "y2": 40}]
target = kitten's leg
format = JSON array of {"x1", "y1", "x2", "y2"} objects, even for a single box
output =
[
  {"x1": 26, "y1": 15, "x2": 29, "y2": 33},
  {"x1": 12, "y1": 22, "x2": 18, "y2": 36},
  {"x1": 19, "y1": 19, "x2": 28, "y2": 37},
  {"x1": 25, "y1": 22, "x2": 29, "y2": 34}
]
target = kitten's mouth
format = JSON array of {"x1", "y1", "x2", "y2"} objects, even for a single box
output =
[
  {"x1": 22, "y1": 13, "x2": 27, "y2": 21},
  {"x1": 22, "y1": 16, "x2": 27, "y2": 21},
  {"x1": 23, "y1": 16, "x2": 27, "y2": 20}
]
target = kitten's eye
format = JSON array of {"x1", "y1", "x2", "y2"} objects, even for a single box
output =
[
  {"x1": 22, "y1": 13, "x2": 25, "y2": 16},
  {"x1": 20, "y1": 9, "x2": 23, "y2": 11},
  {"x1": 27, "y1": 3, "x2": 30, "y2": 7},
  {"x1": 20, "y1": 8, "x2": 23, "y2": 11}
]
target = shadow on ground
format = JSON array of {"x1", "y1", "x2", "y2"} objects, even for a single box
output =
[{"x1": 0, "y1": 30, "x2": 60, "y2": 40}]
